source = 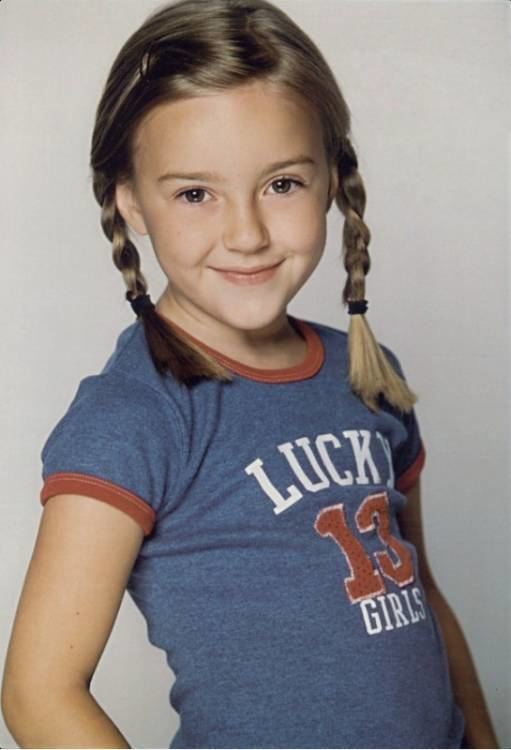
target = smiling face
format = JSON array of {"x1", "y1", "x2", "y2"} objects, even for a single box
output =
[{"x1": 115, "y1": 79, "x2": 338, "y2": 355}]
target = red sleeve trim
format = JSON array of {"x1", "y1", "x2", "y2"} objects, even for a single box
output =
[
  {"x1": 40, "y1": 472, "x2": 156, "y2": 537},
  {"x1": 395, "y1": 441, "x2": 426, "y2": 494}
]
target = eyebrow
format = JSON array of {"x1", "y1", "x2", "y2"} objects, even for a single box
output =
[{"x1": 156, "y1": 155, "x2": 317, "y2": 184}]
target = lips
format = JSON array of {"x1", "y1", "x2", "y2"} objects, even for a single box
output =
[
  {"x1": 214, "y1": 261, "x2": 281, "y2": 275},
  {"x1": 213, "y1": 260, "x2": 283, "y2": 285}
]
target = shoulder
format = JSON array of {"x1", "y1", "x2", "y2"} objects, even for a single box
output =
[
  {"x1": 99, "y1": 318, "x2": 168, "y2": 388},
  {"x1": 78, "y1": 318, "x2": 187, "y2": 423},
  {"x1": 40, "y1": 319, "x2": 190, "y2": 469},
  {"x1": 76, "y1": 369, "x2": 179, "y2": 416},
  {"x1": 39, "y1": 367, "x2": 187, "y2": 529}
]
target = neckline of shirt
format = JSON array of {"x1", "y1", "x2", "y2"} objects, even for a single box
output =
[{"x1": 151, "y1": 312, "x2": 325, "y2": 383}]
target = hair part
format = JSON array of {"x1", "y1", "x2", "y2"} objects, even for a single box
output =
[{"x1": 90, "y1": 0, "x2": 417, "y2": 413}]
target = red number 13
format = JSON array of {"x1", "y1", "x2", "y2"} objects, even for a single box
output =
[{"x1": 314, "y1": 492, "x2": 414, "y2": 603}]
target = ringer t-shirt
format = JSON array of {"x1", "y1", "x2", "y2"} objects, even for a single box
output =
[{"x1": 39, "y1": 313, "x2": 465, "y2": 749}]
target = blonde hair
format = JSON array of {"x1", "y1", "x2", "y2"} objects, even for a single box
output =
[{"x1": 90, "y1": 0, "x2": 417, "y2": 413}]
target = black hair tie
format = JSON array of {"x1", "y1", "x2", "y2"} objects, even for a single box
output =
[
  {"x1": 126, "y1": 291, "x2": 155, "y2": 317},
  {"x1": 348, "y1": 299, "x2": 368, "y2": 315}
]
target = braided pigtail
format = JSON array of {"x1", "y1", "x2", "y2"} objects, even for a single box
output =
[
  {"x1": 98, "y1": 180, "x2": 233, "y2": 385},
  {"x1": 335, "y1": 138, "x2": 418, "y2": 414}
]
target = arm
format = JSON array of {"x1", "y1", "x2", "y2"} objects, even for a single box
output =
[
  {"x1": 397, "y1": 478, "x2": 500, "y2": 750},
  {"x1": 3, "y1": 686, "x2": 130, "y2": 749},
  {"x1": 1, "y1": 492, "x2": 144, "y2": 748}
]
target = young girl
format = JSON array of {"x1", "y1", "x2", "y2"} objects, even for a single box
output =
[{"x1": 1, "y1": 0, "x2": 499, "y2": 747}]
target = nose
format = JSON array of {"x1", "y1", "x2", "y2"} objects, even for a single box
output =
[{"x1": 222, "y1": 196, "x2": 270, "y2": 253}]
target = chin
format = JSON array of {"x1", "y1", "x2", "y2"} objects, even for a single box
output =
[{"x1": 221, "y1": 307, "x2": 289, "y2": 331}]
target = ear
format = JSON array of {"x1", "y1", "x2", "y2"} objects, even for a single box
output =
[
  {"x1": 115, "y1": 181, "x2": 149, "y2": 236},
  {"x1": 326, "y1": 163, "x2": 339, "y2": 211},
  {"x1": 328, "y1": 163, "x2": 339, "y2": 202}
]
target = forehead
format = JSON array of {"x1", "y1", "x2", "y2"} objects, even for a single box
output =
[{"x1": 132, "y1": 81, "x2": 325, "y2": 176}]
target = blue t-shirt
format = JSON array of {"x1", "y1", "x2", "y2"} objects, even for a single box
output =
[{"x1": 39, "y1": 313, "x2": 465, "y2": 749}]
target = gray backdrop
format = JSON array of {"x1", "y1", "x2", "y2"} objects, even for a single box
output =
[{"x1": 1, "y1": 1, "x2": 509, "y2": 747}]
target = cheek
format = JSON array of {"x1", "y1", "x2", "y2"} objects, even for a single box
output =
[
  {"x1": 276, "y1": 200, "x2": 327, "y2": 255},
  {"x1": 144, "y1": 207, "x2": 209, "y2": 265}
]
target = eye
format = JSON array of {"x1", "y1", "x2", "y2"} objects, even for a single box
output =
[
  {"x1": 176, "y1": 187, "x2": 210, "y2": 205},
  {"x1": 268, "y1": 177, "x2": 304, "y2": 195},
  {"x1": 176, "y1": 177, "x2": 304, "y2": 205}
]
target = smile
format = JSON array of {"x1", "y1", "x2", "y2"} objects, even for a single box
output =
[{"x1": 213, "y1": 261, "x2": 283, "y2": 286}]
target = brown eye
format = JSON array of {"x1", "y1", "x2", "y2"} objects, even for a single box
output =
[
  {"x1": 269, "y1": 178, "x2": 303, "y2": 194},
  {"x1": 177, "y1": 188, "x2": 208, "y2": 204}
]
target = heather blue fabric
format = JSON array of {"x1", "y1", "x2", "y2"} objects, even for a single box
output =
[{"x1": 40, "y1": 315, "x2": 465, "y2": 749}]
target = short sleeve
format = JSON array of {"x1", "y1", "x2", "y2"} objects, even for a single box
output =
[
  {"x1": 380, "y1": 344, "x2": 426, "y2": 495},
  {"x1": 39, "y1": 372, "x2": 183, "y2": 537}
]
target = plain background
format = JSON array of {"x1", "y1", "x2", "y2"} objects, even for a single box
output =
[{"x1": 1, "y1": 0, "x2": 509, "y2": 747}]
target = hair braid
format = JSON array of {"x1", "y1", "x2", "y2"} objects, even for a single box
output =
[
  {"x1": 94, "y1": 177, "x2": 233, "y2": 384},
  {"x1": 100, "y1": 184, "x2": 149, "y2": 300},
  {"x1": 337, "y1": 139, "x2": 371, "y2": 305},
  {"x1": 335, "y1": 137, "x2": 418, "y2": 413}
]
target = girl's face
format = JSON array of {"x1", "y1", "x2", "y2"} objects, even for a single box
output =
[{"x1": 116, "y1": 79, "x2": 338, "y2": 354}]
